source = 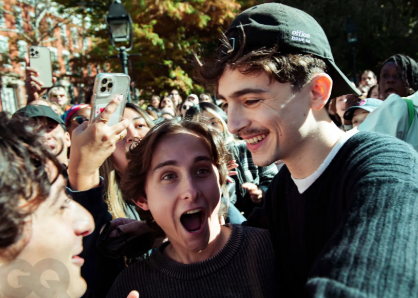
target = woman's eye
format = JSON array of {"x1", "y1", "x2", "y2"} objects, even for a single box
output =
[
  {"x1": 162, "y1": 173, "x2": 176, "y2": 180},
  {"x1": 196, "y1": 168, "x2": 209, "y2": 175}
]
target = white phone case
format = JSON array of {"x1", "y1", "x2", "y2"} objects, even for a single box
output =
[
  {"x1": 28, "y1": 46, "x2": 53, "y2": 88},
  {"x1": 90, "y1": 73, "x2": 130, "y2": 127}
]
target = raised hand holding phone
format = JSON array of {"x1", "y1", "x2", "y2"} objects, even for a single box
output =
[
  {"x1": 90, "y1": 73, "x2": 130, "y2": 127},
  {"x1": 68, "y1": 95, "x2": 129, "y2": 191}
]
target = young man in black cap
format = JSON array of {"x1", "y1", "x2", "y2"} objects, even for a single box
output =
[
  {"x1": 195, "y1": 3, "x2": 418, "y2": 297},
  {"x1": 15, "y1": 105, "x2": 71, "y2": 167}
]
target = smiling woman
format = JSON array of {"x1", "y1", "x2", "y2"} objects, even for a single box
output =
[{"x1": 106, "y1": 120, "x2": 279, "y2": 298}]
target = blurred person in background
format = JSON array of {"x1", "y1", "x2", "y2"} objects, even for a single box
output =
[
  {"x1": 149, "y1": 95, "x2": 160, "y2": 110},
  {"x1": 29, "y1": 97, "x2": 51, "y2": 107},
  {"x1": 51, "y1": 102, "x2": 64, "y2": 115},
  {"x1": 180, "y1": 99, "x2": 195, "y2": 118},
  {"x1": 187, "y1": 94, "x2": 199, "y2": 105},
  {"x1": 0, "y1": 112, "x2": 94, "y2": 298},
  {"x1": 14, "y1": 105, "x2": 70, "y2": 167},
  {"x1": 359, "y1": 55, "x2": 418, "y2": 151},
  {"x1": 99, "y1": 103, "x2": 155, "y2": 220},
  {"x1": 159, "y1": 96, "x2": 176, "y2": 115},
  {"x1": 329, "y1": 95, "x2": 347, "y2": 129},
  {"x1": 343, "y1": 98, "x2": 382, "y2": 128},
  {"x1": 367, "y1": 84, "x2": 380, "y2": 99},
  {"x1": 62, "y1": 104, "x2": 91, "y2": 138},
  {"x1": 378, "y1": 54, "x2": 418, "y2": 100},
  {"x1": 48, "y1": 86, "x2": 72, "y2": 112},
  {"x1": 170, "y1": 89, "x2": 181, "y2": 108},
  {"x1": 199, "y1": 93, "x2": 213, "y2": 103},
  {"x1": 359, "y1": 70, "x2": 377, "y2": 88}
]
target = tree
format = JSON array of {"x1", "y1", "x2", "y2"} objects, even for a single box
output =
[{"x1": 57, "y1": 0, "x2": 241, "y2": 100}]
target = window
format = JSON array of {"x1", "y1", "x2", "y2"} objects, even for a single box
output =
[
  {"x1": 14, "y1": 7, "x2": 23, "y2": 32},
  {"x1": 71, "y1": 27, "x2": 78, "y2": 48},
  {"x1": 17, "y1": 40, "x2": 27, "y2": 59},
  {"x1": 62, "y1": 50, "x2": 71, "y2": 74},
  {"x1": 48, "y1": 47, "x2": 59, "y2": 73},
  {"x1": 1, "y1": 87, "x2": 18, "y2": 113},
  {"x1": 83, "y1": 37, "x2": 89, "y2": 51},
  {"x1": 0, "y1": 35, "x2": 11, "y2": 68},
  {"x1": 0, "y1": 2, "x2": 6, "y2": 28}
]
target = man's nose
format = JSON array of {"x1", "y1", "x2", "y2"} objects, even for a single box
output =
[
  {"x1": 73, "y1": 202, "x2": 94, "y2": 238},
  {"x1": 227, "y1": 104, "x2": 250, "y2": 134},
  {"x1": 179, "y1": 175, "x2": 199, "y2": 202},
  {"x1": 125, "y1": 124, "x2": 139, "y2": 144}
]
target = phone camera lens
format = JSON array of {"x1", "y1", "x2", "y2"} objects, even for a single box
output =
[
  {"x1": 30, "y1": 53, "x2": 34, "y2": 57},
  {"x1": 107, "y1": 83, "x2": 113, "y2": 89},
  {"x1": 35, "y1": 51, "x2": 39, "y2": 55},
  {"x1": 102, "y1": 78, "x2": 108, "y2": 84},
  {"x1": 100, "y1": 87, "x2": 106, "y2": 92},
  {"x1": 30, "y1": 48, "x2": 34, "y2": 52}
]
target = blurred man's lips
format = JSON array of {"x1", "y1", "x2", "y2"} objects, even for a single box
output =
[{"x1": 72, "y1": 255, "x2": 84, "y2": 266}]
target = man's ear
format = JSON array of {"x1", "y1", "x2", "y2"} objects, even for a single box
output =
[
  {"x1": 134, "y1": 196, "x2": 150, "y2": 211},
  {"x1": 65, "y1": 131, "x2": 71, "y2": 148},
  {"x1": 309, "y1": 73, "x2": 333, "y2": 111}
]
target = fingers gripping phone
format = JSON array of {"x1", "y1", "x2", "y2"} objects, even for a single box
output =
[
  {"x1": 28, "y1": 46, "x2": 53, "y2": 88},
  {"x1": 90, "y1": 73, "x2": 130, "y2": 127}
]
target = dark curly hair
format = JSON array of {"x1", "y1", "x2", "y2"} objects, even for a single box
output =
[
  {"x1": 379, "y1": 54, "x2": 418, "y2": 95},
  {"x1": 193, "y1": 31, "x2": 327, "y2": 94},
  {"x1": 0, "y1": 112, "x2": 62, "y2": 260},
  {"x1": 121, "y1": 119, "x2": 232, "y2": 233}
]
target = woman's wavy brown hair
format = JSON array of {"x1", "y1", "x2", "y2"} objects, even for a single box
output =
[
  {"x1": 121, "y1": 119, "x2": 232, "y2": 231},
  {"x1": 0, "y1": 112, "x2": 62, "y2": 260}
]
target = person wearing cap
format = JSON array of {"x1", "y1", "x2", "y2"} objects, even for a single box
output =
[
  {"x1": 193, "y1": 3, "x2": 418, "y2": 297},
  {"x1": 14, "y1": 105, "x2": 71, "y2": 167},
  {"x1": 187, "y1": 94, "x2": 199, "y2": 105},
  {"x1": 62, "y1": 103, "x2": 91, "y2": 137},
  {"x1": 343, "y1": 98, "x2": 382, "y2": 128}
]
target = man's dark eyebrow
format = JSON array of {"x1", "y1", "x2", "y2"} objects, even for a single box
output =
[
  {"x1": 132, "y1": 116, "x2": 143, "y2": 121},
  {"x1": 152, "y1": 160, "x2": 178, "y2": 173},
  {"x1": 218, "y1": 88, "x2": 268, "y2": 100}
]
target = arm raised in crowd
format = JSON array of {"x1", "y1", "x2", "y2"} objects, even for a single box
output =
[
  {"x1": 68, "y1": 96, "x2": 129, "y2": 191},
  {"x1": 24, "y1": 56, "x2": 57, "y2": 103}
]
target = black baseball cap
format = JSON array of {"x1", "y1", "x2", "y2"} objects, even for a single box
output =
[
  {"x1": 15, "y1": 105, "x2": 66, "y2": 131},
  {"x1": 219, "y1": 3, "x2": 360, "y2": 99}
]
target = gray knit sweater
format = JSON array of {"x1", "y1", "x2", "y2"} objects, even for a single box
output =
[{"x1": 106, "y1": 224, "x2": 279, "y2": 298}]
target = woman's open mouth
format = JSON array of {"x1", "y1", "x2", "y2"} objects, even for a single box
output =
[{"x1": 180, "y1": 208, "x2": 205, "y2": 233}]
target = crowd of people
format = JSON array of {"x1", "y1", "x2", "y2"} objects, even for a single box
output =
[{"x1": 2, "y1": 3, "x2": 418, "y2": 298}]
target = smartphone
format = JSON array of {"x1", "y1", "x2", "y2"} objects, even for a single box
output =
[
  {"x1": 28, "y1": 46, "x2": 53, "y2": 88},
  {"x1": 90, "y1": 73, "x2": 130, "y2": 127}
]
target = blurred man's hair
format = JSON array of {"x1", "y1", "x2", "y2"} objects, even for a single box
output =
[{"x1": 0, "y1": 112, "x2": 61, "y2": 260}]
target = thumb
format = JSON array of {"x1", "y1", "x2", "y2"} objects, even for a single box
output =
[
  {"x1": 242, "y1": 182, "x2": 252, "y2": 189},
  {"x1": 127, "y1": 290, "x2": 139, "y2": 298}
]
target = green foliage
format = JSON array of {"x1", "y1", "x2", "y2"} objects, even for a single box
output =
[{"x1": 57, "y1": 0, "x2": 418, "y2": 99}]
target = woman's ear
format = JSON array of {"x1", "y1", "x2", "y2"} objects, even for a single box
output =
[
  {"x1": 134, "y1": 196, "x2": 150, "y2": 211},
  {"x1": 309, "y1": 73, "x2": 333, "y2": 111}
]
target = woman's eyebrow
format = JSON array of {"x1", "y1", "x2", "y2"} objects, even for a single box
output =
[
  {"x1": 194, "y1": 156, "x2": 212, "y2": 163},
  {"x1": 152, "y1": 160, "x2": 178, "y2": 173}
]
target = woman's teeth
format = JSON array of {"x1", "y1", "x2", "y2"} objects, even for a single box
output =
[
  {"x1": 185, "y1": 209, "x2": 201, "y2": 215},
  {"x1": 244, "y1": 133, "x2": 268, "y2": 144}
]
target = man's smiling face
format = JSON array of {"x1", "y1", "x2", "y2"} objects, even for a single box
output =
[{"x1": 218, "y1": 67, "x2": 314, "y2": 167}]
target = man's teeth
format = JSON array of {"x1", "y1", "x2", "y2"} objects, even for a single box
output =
[
  {"x1": 185, "y1": 209, "x2": 201, "y2": 215},
  {"x1": 244, "y1": 133, "x2": 268, "y2": 144}
]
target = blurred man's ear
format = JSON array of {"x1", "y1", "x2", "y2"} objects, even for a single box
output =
[
  {"x1": 309, "y1": 73, "x2": 333, "y2": 111},
  {"x1": 65, "y1": 131, "x2": 71, "y2": 148},
  {"x1": 135, "y1": 196, "x2": 150, "y2": 211}
]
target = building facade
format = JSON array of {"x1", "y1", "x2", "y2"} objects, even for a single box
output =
[{"x1": 0, "y1": 0, "x2": 96, "y2": 113}]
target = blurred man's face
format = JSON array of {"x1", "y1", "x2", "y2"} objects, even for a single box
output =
[
  {"x1": 49, "y1": 89, "x2": 68, "y2": 108},
  {"x1": 200, "y1": 95, "x2": 212, "y2": 103},
  {"x1": 41, "y1": 118, "x2": 71, "y2": 164},
  {"x1": 360, "y1": 72, "x2": 376, "y2": 87},
  {"x1": 170, "y1": 90, "x2": 180, "y2": 107},
  {"x1": 151, "y1": 96, "x2": 160, "y2": 108}
]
